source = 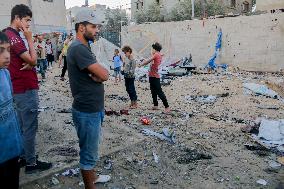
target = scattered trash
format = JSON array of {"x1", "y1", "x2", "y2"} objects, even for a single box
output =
[
  {"x1": 104, "y1": 159, "x2": 113, "y2": 170},
  {"x1": 57, "y1": 108, "x2": 72, "y2": 113},
  {"x1": 51, "y1": 177, "x2": 60, "y2": 185},
  {"x1": 168, "y1": 67, "x2": 188, "y2": 76},
  {"x1": 152, "y1": 152, "x2": 159, "y2": 163},
  {"x1": 140, "y1": 116, "x2": 151, "y2": 125},
  {"x1": 120, "y1": 109, "x2": 129, "y2": 115},
  {"x1": 243, "y1": 83, "x2": 279, "y2": 99},
  {"x1": 78, "y1": 181, "x2": 84, "y2": 186},
  {"x1": 277, "y1": 157, "x2": 284, "y2": 165},
  {"x1": 105, "y1": 110, "x2": 120, "y2": 116},
  {"x1": 258, "y1": 119, "x2": 284, "y2": 142},
  {"x1": 196, "y1": 95, "x2": 217, "y2": 103},
  {"x1": 64, "y1": 120, "x2": 72, "y2": 124},
  {"x1": 177, "y1": 148, "x2": 212, "y2": 164},
  {"x1": 150, "y1": 179, "x2": 159, "y2": 184},
  {"x1": 257, "y1": 105, "x2": 279, "y2": 110},
  {"x1": 241, "y1": 124, "x2": 260, "y2": 134},
  {"x1": 243, "y1": 118, "x2": 284, "y2": 155},
  {"x1": 187, "y1": 93, "x2": 229, "y2": 104},
  {"x1": 141, "y1": 128, "x2": 176, "y2": 144},
  {"x1": 244, "y1": 144, "x2": 270, "y2": 156},
  {"x1": 38, "y1": 106, "x2": 50, "y2": 112},
  {"x1": 268, "y1": 160, "x2": 282, "y2": 169},
  {"x1": 106, "y1": 94, "x2": 128, "y2": 102},
  {"x1": 48, "y1": 146, "x2": 78, "y2": 157},
  {"x1": 61, "y1": 168, "x2": 80, "y2": 177},
  {"x1": 256, "y1": 179, "x2": 267, "y2": 186}
]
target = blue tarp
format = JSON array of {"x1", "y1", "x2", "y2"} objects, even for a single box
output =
[{"x1": 207, "y1": 30, "x2": 227, "y2": 70}]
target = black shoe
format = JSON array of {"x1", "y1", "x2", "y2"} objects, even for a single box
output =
[
  {"x1": 18, "y1": 157, "x2": 26, "y2": 168},
  {"x1": 18, "y1": 155, "x2": 39, "y2": 168},
  {"x1": 25, "y1": 160, "x2": 52, "y2": 174}
]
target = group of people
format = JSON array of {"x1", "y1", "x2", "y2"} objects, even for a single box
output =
[
  {"x1": 0, "y1": 4, "x2": 52, "y2": 189},
  {"x1": 0, "y1": 4, "x2": 170, "y2": 189},
  {"x1": 112, "y1": 44, "x2": 170, "y2": 112}
]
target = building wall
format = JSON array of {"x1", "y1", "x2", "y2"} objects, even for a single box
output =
[
  {"x1": 222, "y1": 0, "x2": 253, "y2": 14},
  {"x1": 0, "y1": 0, "x2": 66, "y2": 33},
  {"x1": 256, "y1": 0, "x2": 284, "y2": 11},
  {"x1": 122, "y1": 13, "x2": 284, "y2": 72}
]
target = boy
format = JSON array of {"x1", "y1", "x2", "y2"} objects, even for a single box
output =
[
  {"x1": 4, "y1": 4, "x2": 52, "y2": 174},
  {"x1": 0, "y1": 32, "x2": 23, "y2": 189},
  {"x1": 139, "y1": 42, "x2": 170, "y2": 113}
]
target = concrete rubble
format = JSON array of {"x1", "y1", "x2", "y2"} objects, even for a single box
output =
[{"x1": 20, "y1": 62, "x2": 284, "y2": 189}]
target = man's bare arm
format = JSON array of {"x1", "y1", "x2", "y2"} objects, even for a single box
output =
[{"x1": 87, "y1": 62, "x2": 109, "y2": 82}]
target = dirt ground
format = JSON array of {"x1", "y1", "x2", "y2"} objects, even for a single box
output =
[{"x1": 20, "y1": 66, "x2": 284, "y2": 189}]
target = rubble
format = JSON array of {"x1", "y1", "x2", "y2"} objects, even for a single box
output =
[{"x1": 141, "y1": 128, "x2": 176, "y2": 144}]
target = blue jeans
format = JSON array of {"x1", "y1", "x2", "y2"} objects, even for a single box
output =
[
  {"x1": 72, "y1": 108, "x2": 104, "y2": 170},
  {"x1": 14, "y1": 90, "x2": 39, "y2": 165},
  {"x1": 38, "y1": 59, "x2": 47, "y2": 78},
  {"x1": 0, "y1": 99, "x2": 23, "y2": 164},
  {"x1": 114, "y1": 67, "x2": 121, "y2": 77},
  {"x1": 125, "y1": 77, "x2": 137, "y2": 101}
]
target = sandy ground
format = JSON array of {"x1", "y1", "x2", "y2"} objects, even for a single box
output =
[{"x1": 20, "y1": 65, "x2": 284, "y2": 189}]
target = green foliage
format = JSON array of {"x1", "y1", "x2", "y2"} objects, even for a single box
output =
[
  {"x1": 206, "y1": 0, "x2": 225, "y2": 16},
  {"x1": 134, "y1": 0, "x2": 225, "y2": 24},
  {"x1": 104, "y1": 8, "x2": 128, "y2": 31},
  {"x1": 134, "y1": 2, "x2": 164, "y2": 23}
]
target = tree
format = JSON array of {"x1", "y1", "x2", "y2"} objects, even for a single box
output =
[
  {"x1": 134, "y1": 2, "x2": 164, "y2": 23},
  {"x1": 102, "y1": 8, "x2": 128, "y2": 46},
  {"x1": 206, "y1": 0, "x2": 225, "y2": 16},
  {"x1": 169, "y1": 0, "x2": 203, "y2": 21}
]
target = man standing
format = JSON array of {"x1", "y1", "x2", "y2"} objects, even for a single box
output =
[
  {"x1": 67, "y1": 10, "x2": 110, "y2": 189},
  {"x1": 4, "y1": 4, "x2": 52, "y2": 174},
  {"x1": 36, "y1": 34, "x2": 47, "y2": 80},
  {"x1": 45, "y1": 38, "x2": 54, "y2": 69}
]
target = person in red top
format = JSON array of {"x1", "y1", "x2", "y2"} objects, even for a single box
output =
[
  {"x1": 139, "y1": 42, "x2": 170, "y2": 113},
  {"x1": 4, "y1": 4, "x2": 52, "y2": 174}
]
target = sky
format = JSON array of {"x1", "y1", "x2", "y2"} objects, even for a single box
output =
[{"x1": 65, "y1": 0, "x2": 131, "y2": 9}]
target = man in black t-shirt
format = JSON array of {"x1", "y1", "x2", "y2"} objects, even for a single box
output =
[{"x1": 67, "y1": 9, "x2": 110, "y2": 189}]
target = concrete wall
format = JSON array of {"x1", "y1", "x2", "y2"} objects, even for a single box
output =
[
  {"x1": 122, "y1": 13, "x2": 284, "y2": 72},
  {"x1": 256, "y1": 0, "x2": 284, "y2": 11},
  {"x1": 0, "y1": 0, "x2": 66, "y2": 33}
]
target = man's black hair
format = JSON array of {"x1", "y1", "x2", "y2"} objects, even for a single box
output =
[
  {"x1": 0, "y1": 32, "x2": 9, "y2": 45},
  {"x1": 75, "y1": 21, "x2": 89, "y2": 33},
  {"x1": 11, "y1": 4, "x2": 32, "y2": 23}
]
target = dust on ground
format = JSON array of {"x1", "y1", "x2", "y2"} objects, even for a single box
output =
[{"x1": 20, "y1": 66, "x2": 284, "y2": 189}]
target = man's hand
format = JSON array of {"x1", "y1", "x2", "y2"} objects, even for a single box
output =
[
  {"x1": 20, "y1": 63, "x2": 33, "y2": 71},
  {"x1": 20, "y1": 23, "x2": 32, "y2": 41},
  {"x1": 90, "y1": 74, "x2": 103, "y2": 83}
]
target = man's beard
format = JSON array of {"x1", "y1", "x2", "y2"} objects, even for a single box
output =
[{"x1": 83, "y1": 31, "x2": 94, "y2": 42}]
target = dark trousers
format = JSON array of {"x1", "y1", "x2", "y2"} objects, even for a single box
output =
[
  {"x1": 0, "y1": 157, "x2": 20, "y2": 189},
  {"x1": 61, "y1": 56, "x2": 67, "y2": 78},
  {"x1": 149, "y1": 77, "x2": 169, "y2": 108},
  {"x1": 125, "y1": 78, "x2": 137, "y2": 101}
]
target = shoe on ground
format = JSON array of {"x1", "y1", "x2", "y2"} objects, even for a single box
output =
[
  {"x1": 18, "y1": 155, "x2": 39, "y2": 168},
  {"x1": 94, "y1": 175, "x2": 111, "y2": 183},
  {"x1": 25, "y1": 160, "x2": 52, "y2": 174}
]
